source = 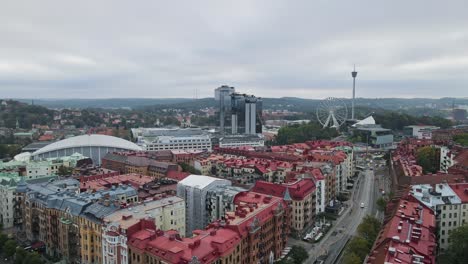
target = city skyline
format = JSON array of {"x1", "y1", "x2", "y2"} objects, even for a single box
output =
[{"x1": 1, "y1": 1, "x2": 468, "y2": 99}]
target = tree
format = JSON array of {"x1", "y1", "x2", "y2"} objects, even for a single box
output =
[
  {"x1": 344, "y1": 252, "x2": 363, "y2": 264},
  {"x1": 344, "y1": 237, "x2": 370, "y2": 260},
  {"x1": 376, "y1": 197, "x2": 387, "y2": 212},
  {"x1": 0, "y1": 233, "x2": 8, "y2": 251},
  {"x1": 14, "y1": 247, "x2": 27, "y2": 264},
  {"x1": 445, "y1": 224, "x2": 468, "y2": 264},
  {"x1": 288, "y1": 245, "x2": 309, "y2": 264},
  {"x1": 57, "y1": 165, "x2": 74, "y2": 176},
  {"x1": 3, "y1": 239, "x2": 17, "y2": 257},
  {"x1": 276, "y1": 258, "x2": 295, "y2": 264},
  {"x1": 453, "y1": 133, "x2": 468, "y2": 146},
  {"x1": 416, "y1": 146, "x2": 438, "y2": 174},
  {"x1": 25, "y1": 252, "x2": 44, "y2": 264},
  {"x1": 357, "y1": 215, "x2": 381, "y2": 246},
  {"x1": 178, "y1": 162, "x2": 201, "y2": 175},
  {"x1": 275, "y1": 122, "x2": 339, "y2": 145}
]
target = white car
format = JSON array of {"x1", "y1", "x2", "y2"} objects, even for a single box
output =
[{"x1": 360, "y1": 203, "x2": 365, "y2": 208}]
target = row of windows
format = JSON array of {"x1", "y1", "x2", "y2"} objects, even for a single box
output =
[
  {"x1": 441, "y1": 211, "x2": 467, "y2": 218},
  {"x1": 443, "y1": 204, "x2": 468, "y2": 210}
]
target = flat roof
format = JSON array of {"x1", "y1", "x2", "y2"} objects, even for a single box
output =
[{"x1": 178, "y1": 174, "x2": 228, "y2": 189}]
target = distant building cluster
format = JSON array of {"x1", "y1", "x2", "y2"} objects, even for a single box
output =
[
  {"x1": 215, "y1": 85, "x2": 263, "y2": 135},
  {"x1": 368, "y1": 127, "x2": 468, "y2": 263},
  {"x1": 392, "y1": 138, "x2": 458, "y2": 178}
]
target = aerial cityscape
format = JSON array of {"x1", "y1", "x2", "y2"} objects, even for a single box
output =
[{"x1": 1, "y1": 1, "x2": 468, "y2": 264}]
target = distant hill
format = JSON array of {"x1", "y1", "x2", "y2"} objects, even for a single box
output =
[
  {"x1": 0, "y1": 100, "x2": 54, "y2": 128},
  {"x1": 15, "y1": 98, "x2": 193, "y2": 109},
  {"x1": 11, "y1": 97, "x2": 468, "y2": 114}
]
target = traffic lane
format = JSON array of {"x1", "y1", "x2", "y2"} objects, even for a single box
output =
[
  {"x1": 305, "y1": 172, "x2": 366, "y2": 262},
  {"x1": 325, "y1": 171, "x2": 374, "y2": 263}
]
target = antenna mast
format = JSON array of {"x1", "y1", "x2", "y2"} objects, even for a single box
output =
[{"x1": 351, "y1": 65, "x2": 358, "y2": 120}]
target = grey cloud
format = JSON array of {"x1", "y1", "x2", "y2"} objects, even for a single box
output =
[{"x1": 0, "y1": 0, "x2": 468, "y2": 99}]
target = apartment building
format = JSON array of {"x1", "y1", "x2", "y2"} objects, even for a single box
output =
[
  {"x1": 127, "y1": 191, "x2": 290, "y2": 264},
  {"x1": 252, "y1": 178, "x2": 316, "y2": 233},
  {"x1": 367, "y1": 196, "x2": 436, "y2": 264},
  {"x1": 101, "y1": 196, "x2": 185, "y2": 264},
  {"x1": 102, "y1": 152, "x2": 180, "y2": 179},
  {"x1": 410, "y1": 183, "x2": 468, "y2": 250},
  {"x1": 176, "y1": 175, "x2": 231, "y2": 236},
  {"x1": 205, "y1": 185, "x2": 246, "y2": 224}
]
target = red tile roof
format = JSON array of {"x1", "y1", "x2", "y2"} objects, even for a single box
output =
[
  {"x1": 128, "y1": 223, "x2": 241, "y2": 263},
  {"x1": 448, "y1": 183, "x2": 468, "y2": 203},
  {"x1": 251, "y1": 179, "x2": 316, "y2": 200},
  {"x1": 165, "y1": 171, "x2": 190, "y2": 182},
  {"x1": 226, "y1": 191, "x2": 286, "y2": 238},
  {"x1": 80, "y1": 173, "x2": 154, "y2": 191},
  {"x1": 367, "y1": 197, "x2": 436, "y2": 264}
]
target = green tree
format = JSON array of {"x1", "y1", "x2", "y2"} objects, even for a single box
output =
[
  {"x1": 376, "y1": 197, "x2": 387, "y2": 212},
  {"x1": 178, "y1": 162, "x2": 201, "y2": 175},
  {"x1": 275, "y1": 122, "x2": 338, "y2": 145},
  {"x1": 357, "y1": 215, "x2": 381, "y2": 246},
  {"x1": 344, "y1": 237, "x2": 370, "y2": 260},
  {"x1": 25, "y1": 252, "x2": 44, "y2": 264},
  {"x1": 453, "y1": 133, "x2": 468, "y2": 146},
  {"x1": 445, "y1": 224, "x2": 468, "y2": 264},
  {"x1": 276, "y1": 258, "x2": 295, "y2": 264},
  {"x1": 0, "y1": 233, "x2": 8, "y2": 251},
  {"x1": 288, "y1": 245, "x2": 309, "y2": 264},
  {"x1": 344, "y1": 252, "x2": 363, "y2": 264},
  {"x1": 14, "y1": 247, "x2": 27, "y2": 264},
  {"x1": 57, "y1": 165, "x2": 74, "y2": 176},
  {"x1": 4, "y1": 239, "x2": 17, "y2": 257},
  {"x1": 416, "y1": 146, "x2": 438, "y2": 174}
]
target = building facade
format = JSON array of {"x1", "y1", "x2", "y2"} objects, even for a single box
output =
[
  {"x1": 252, "y1": 179, "x2": 316, "y2": 233},
  {"x1": 101, "y1": 196, "x2": 185, "y2": 264},
  {"x1": 176, "y1": 175, "x2": 231, "y2": 236}
]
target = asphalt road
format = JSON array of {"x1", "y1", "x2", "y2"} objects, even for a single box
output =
[{"x1": 301, "y1": 168, "x2": 377, "y2": 264}]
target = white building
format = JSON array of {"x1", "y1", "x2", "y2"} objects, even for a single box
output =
[
  {"x1": 141, "y1": 135, "x2": 212, "y2": 151},
  {"x1": 218, "y1": 134, "x2": 265, "y2": 148},
  {"x1": 101, "y1": 196, "x2": 185, "y2": 264},
  {"x1": 410, "y1": 183, "x2": 468, "y2": 250},
  {"x1": 439, "y1": 146, "x2": 454, "y2": 173},
  {"x1": 176, "y1": 175, "x2": 231, "y2": 236},
  {"x1": 404, "y1": 125, "x2": 440, "y2": 139},
  {"x1": 132, "y1": 127, "x2": 212, "y2": 152}
]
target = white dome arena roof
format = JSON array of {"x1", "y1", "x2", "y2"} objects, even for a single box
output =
[{"x1": 32, "y1": 134, "x2": 142, "y2": 156}]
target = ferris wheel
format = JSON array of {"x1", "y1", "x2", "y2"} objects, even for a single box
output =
[{"x1": 316, "y1": 97, "x2": 348, "y2": 129}]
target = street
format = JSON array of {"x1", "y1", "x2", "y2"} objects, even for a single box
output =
[{"x1": 288, "y1": 157, "x2": 392, "y2": 264}]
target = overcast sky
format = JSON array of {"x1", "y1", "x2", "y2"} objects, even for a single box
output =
[{"x1": 1, "y1": 1, "x2": 468, "y2": 99}]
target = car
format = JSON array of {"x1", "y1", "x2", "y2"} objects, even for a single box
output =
[{"x1": 360, "y1": 203, "x2": 365, "y2": 208}]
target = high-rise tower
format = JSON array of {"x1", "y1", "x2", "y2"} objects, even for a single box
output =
[
  {"x1": 215, "y1": 85, "x2": 235, "y2": 134},
  {"x1": 351, "y1": 65, "x2": 358, "y2": 120}
]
